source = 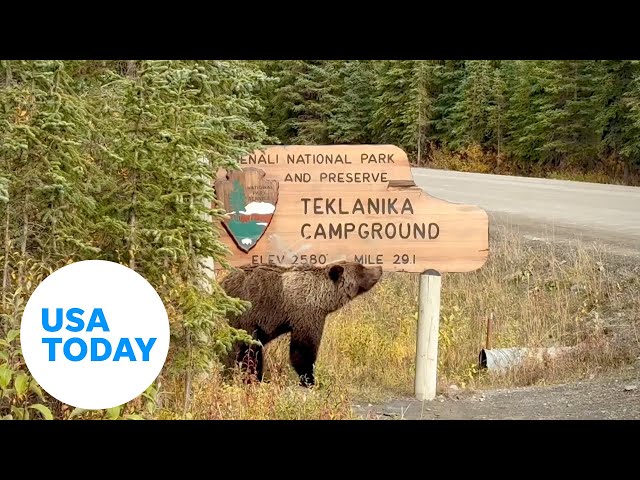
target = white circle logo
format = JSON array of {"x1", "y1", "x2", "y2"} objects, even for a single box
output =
[{"x1": 20, "y1": 260, "x2": 170, "y2": 410}]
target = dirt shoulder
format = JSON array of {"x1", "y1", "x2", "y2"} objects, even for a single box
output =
[{"x1": 353, "y1": 364, "x2": 640, "y2": 420}]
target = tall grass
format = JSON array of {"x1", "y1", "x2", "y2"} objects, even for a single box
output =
[
  {"x1": 264, "y1": 225, "x2": 639, "y2": 403},
  {"x1": 158, "y1": 224, "x2": 639, "y2": 418},
  {"x1": 156, "y1": 366, "x2": 355, "y2": 420}
]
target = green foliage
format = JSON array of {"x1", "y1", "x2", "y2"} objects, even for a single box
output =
[
  {"x1": 66, "y1": 383, "x2": 158, "y2": 420},
  {"x1": 327, "y1": 61, "x2": 376, "y2": 144},
  {"x1": 257, "y1": 60, "x2": 336, "y2": 144},
  {"x1": 0, "y1": 60, "x2": 99, "y2": 263},
  {"x1": 255, "y1": 59, "x2": 640, "y2": 181},
  {"x1": 0, "y1": 311, "x2": 52, "y2": 420},
  {"x1": 515, "y1": 60, "x2": 599, "y2": 168},
  {"x1": 2, "y1": 58, "x2": 640, "y2": 419},
  {"x1": 595, "y1": 60, "x2": 640, "y2": 171},
  {"x1": 0, "y1": 60, "x2": 269, "y2": 419},
  {"x1": 371, "y1": 61, "x2": 418, "y2": 155},
  {"x1": 450, "y1": 60, "x2": 495, "y2": 149}
]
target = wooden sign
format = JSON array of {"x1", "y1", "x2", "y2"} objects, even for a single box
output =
[{"x1": 213, "y1": 145, "x2": 489, "y2": 273}]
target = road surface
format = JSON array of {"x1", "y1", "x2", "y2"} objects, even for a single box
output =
[{"x1": 412, "y1": 168, "x2": 640, "y2": 250}]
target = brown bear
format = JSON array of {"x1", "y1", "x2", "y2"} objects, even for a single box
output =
[{"x1": 219, "y1": 261, "x2": 383, "y2": 387}]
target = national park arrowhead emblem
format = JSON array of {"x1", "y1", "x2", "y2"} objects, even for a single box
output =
[{"x1": 214, "y1": 168, "x2": 279, "y2": 253}]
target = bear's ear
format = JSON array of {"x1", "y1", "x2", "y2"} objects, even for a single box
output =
[{"x1": 328, "y1": 264, "x2": 344, "y2": 283}]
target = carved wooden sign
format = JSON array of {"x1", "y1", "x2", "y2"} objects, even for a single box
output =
[{"x1": 213, "y1": 145, "x2": 489, "y2": 273}]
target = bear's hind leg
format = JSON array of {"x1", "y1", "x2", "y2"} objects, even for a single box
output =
[{"x1": 289, "y1": 333, "x2": 318, "y2": 387}]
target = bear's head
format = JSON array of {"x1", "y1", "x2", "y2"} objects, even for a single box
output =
[{"x1": 324, "y1": 261, "x2": 383, "y2": 311}]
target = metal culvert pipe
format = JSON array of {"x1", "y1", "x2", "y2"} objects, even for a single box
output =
[{"x1": 479, "y1": 346, "x2": 576, "y2": 372}]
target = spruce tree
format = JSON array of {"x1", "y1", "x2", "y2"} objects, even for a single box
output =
[
  {"x1": 536, "y1": 60, "x2": 600, "y2": 168},
  {"x1": 502, "y1": 60, "x2": 547, "y2": 168},
  {"x1": 327, "y1": 60, "x2": 376, "y2": 144},
  {"x1": 488, "y1": 63, "x2": 509, "y2": 163},
  {"x1": 450, "y1": 60, "x2": 495, "y2": 149},
  {"x1": 258, "y1": 60, "x2": 334, "y2": 144},
  {"x1": 412, "y1": 60, "x2": 441, "y2": 164},
  {"x1": 618, "y1": 61, "x2": 640, "y2": 177},
  {"x1": 84, "y1": 60, "x2": 270, "y2": 410},
  {"x1": 431, "y1": 60, "x2": 466, "y2": 151},
  {"x1": 595, "y1": 60, "x2": 640, "y2": 180},
  {"x1": 0, "y1": 60, "x2": 98, "y2": 287},
  {"x1": 371, "y1": 60, "x2": 440, "y2": 163},
  {"x1": 0, "y1": 60, "x2": 102, "y2": 419},
  {"x1": 371, "y1": 61, "x2": 415, "y2": 153}
]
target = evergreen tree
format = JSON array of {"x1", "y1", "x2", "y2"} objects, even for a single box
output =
[
  {"x1": 621, "y1": 61, "x2": 640, "y2": 176},
  {"x1": 0, "y1": 60, "x2": 98, "y2": 286},
  {"x1": 1, "y1": 60, "x2": 271, "y2": 418},
  {"x1": 488, "y1": 63, "x2": 509, "y2": 162},
  {"x1": 258, "y1": 61, "x2": 335, "y2": 144},
  {"x1": 535, "y1": 60, "x2": 600, "y2": 168},
  {"x1": 502, "y1": 60, "x2": 547, "y2": 167},
  {"x1": 327, "y1": 60, "x2": 376, "y2": 144},
  {"x1": 413, "y1": 60, "x2": 441, "y2": 164},
  {"x1": 450, "y1": 60, "x2": 495, "y2": 149},
  {"x1": 0, "y1": 60, "x2": 105, "y2": 419},
  {"x1": 372, "y1": 61, "x2": 415, "y2": 152},
  {"x1": 254, "y1": 59, "x2": 640, "y2": 179},
  {"x1": 89, "y1": 60, "x2": 269, "y2": 407},
  {"x1": 595, "y1": 60, "x2": 640, "y2": 179},
  {"x1": 371, "y1": 60, "x2": 440, "y2": 163},
  {"x1": 432, "y1": 60, "x2": 467, "y2": 151}
]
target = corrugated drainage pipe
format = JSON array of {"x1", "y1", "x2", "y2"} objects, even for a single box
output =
[{"x1": 479, "y1": 347, "x2": 575, "y2": 372}]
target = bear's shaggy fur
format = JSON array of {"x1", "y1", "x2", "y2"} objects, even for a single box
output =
[{"x1": 220, "y1": 261, "x2": 383, "y2": 386}]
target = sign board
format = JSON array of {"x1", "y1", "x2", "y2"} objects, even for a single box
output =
[{"x1": 214, "y1": 145, "x2": 488, "y2": 273}]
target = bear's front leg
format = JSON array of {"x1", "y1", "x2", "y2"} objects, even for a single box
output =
[{"x1": 289, "y1": 331, "x2": 319, "y2": 387}]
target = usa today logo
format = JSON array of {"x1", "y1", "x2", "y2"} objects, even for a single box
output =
[{"x1": 20, "y1": 260, "x2": 170, "y2": 410}]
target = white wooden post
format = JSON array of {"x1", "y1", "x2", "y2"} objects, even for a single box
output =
[{"x1": 414, "y1": 269, "x2": 442, "y2": 401}]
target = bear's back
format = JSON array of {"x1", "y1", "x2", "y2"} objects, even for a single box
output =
[{"x1": 220, "y1": 263, "x2": 333, "y2": 334}]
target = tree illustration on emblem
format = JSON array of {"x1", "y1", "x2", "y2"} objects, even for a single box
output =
[{"x1": 229, "y1": 180, "x2": 246, "y2": 221}]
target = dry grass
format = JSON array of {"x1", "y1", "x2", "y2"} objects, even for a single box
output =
[
  {"x1": 426, "y1": 145, "x2": 640, "y2": 186},
  {"x1": 159, "y1": 224, "x2": 639, "y2": 418},
  {"x1": 263, "y1": 224, "x2": 639, "y2": 403},
  {"x1": 428, "y1": 145, "x2": 495, "y2": 174},
  {"x1": 156, "y1": 366, "x2": 355, "y2": 420}
]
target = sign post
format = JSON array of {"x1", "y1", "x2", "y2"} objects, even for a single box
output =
[
  {"x1": 415, "y1": 270, "x2": 442, "y2": 401},
  {"x1": 213, "y1": 145, "x2": 489, "y2": 401}
]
